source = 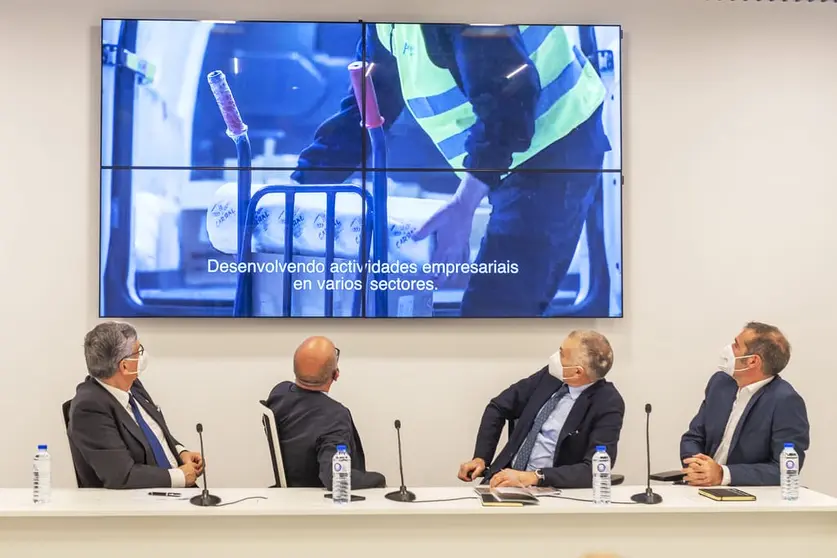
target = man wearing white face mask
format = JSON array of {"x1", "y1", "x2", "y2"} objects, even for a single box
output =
[
  {"x1": 680, "y1": 321, "x2": 810, "y2": 487},
  {"x1": 457, "y1": 330, "x2": 625, "y2": 488},
  {"x1": 67, "y1": 322, "x2": 203, "y2": 489}
]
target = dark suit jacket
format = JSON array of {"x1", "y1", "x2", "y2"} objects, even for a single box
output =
[
  {"x1": 474, "y1": 367, "x2": 625, "y2": 488},
  {"x1": 680, "y1": 371, "x2": 810, "y2": 486},
  {"x1": 266, "y1": 381, "x2": 386, "y2": 490},
  {"x1": 67, "y1": 376, "x2": 185, "y2": 489}
]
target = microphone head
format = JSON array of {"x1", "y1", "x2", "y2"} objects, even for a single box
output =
[
  {"x1": 196, "y1": 423, "x2": 204, "y2": 433},
  {"x1": 644, "y1": 403, "x2": 652, "y2": 414},
  {"x1": 394, "y1": 419, "x2": 401, "y2": 429}
]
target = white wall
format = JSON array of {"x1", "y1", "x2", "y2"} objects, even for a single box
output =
[{"x1": 1, "y1": 0, "x2": 835, "y2": 495}]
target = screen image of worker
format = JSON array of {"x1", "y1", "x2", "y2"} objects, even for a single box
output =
[{"x1": 100, "y1": 20, "x2": 622, "y2": 318}]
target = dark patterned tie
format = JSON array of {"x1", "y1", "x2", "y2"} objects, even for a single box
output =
[{"x1": 511, "y1": 385, "x2": 569, "y2": 471}]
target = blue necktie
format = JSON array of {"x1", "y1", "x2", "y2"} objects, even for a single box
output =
[
  {"x1": 511, "y1": 385, "x2": 569, "y2": 471},
  {"x1": 128, "y1": 394, "x2": 172, "y2": 468}
]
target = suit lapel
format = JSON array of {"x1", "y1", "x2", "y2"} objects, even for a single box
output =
[
  {"x1": 556, "y1": 386, "x2": 595, "y2": 447},
  {"x1": 131, "y1": 388, "x2": 165, "y2": 428},
  {"x1": 708, "y1": 381, "x2": 738, "y2": 456},
  {"x1": 92, "y1": 382, "x2": 153, "y2": 458},
  {"x1": 506, "y1": 377, "x2": 560, "y2": 452},
  {"x1": 130, "y1": 387, "x2": 179, "y2": 458},
  {"x1": 728, "y1": 383, "x2": 771, "y2": 456}
]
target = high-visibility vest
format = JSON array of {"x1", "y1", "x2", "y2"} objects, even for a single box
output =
[{"x1": 376, "y1": 24, "x2": 606, "y2": 169}]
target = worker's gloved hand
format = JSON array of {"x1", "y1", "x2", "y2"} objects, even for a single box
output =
[{"x1": 413, "y1": 174, "x2": 488, "y2": 287}]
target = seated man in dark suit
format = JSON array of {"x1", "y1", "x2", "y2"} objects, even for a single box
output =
[
  {"x1": 680, "y1": 321, "x2": 809, "y2": 487},
  {"x1": 458, "y1": 330, "x2": 624, "y2": 489},
  {"x1": 68, "y1": 322, "x2": 203, "y2": 489},
  {"x1": 266, "y1": 336, "x2": 386, "y2": 490}
]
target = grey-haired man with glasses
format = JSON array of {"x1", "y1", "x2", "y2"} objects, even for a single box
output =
[{"x1": 67, "y1": 322, "x2": 203, "y2": 489}]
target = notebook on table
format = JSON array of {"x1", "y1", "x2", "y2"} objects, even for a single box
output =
[{"x1": 698, "y1": 488, "x2": 757, "y2": 502}]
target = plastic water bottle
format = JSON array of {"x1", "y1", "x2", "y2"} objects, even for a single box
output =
[
  {"x1": 332, "y1": 444, "x2": 351, "y2": 504},
  {"x1": 33, "y1": 444, "x2": 51, "y2": 504},
  {"x1": 592, "y1": 445, "x2": 611, "y2": 505},
  {"x1": 780, "y1": 443, "x2": 799, "y2": 501}
]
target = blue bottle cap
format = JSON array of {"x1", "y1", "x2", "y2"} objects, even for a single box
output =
[
  {"x1": 336, "y1": 444, "x2": 347, "y2": 451},
  {"x1": 784, "y1": 443, "x2": 794, "y2": 448},
  {"x1": 596, "y1": 445, "x2": 606, "y2": 452},
  {"x1": 38, "y1": 445, "x2": 47, "y2": 451}
]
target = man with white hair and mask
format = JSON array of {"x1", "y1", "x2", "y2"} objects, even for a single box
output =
[
  {"x1": 458, "y1": 330, "x2": 625, "y2": 488},
  {"x1": 680, "y1": 321, "x2": 810, "y2": 487},
  {"x1": 67, "y1": 322, "x2": 203, "y2": 489}
]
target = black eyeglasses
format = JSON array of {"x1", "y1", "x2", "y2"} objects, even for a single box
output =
[
  {"x1": 335, "y1": 347, "x2": 341, "y2": 361},
  {"x1": 123, "y1": 345, "x2": 144, "y2": 360}
]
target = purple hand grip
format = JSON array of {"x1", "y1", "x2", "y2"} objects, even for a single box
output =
[{"x1": 207, "y1": 70, "x2": 247, "y2": 136}]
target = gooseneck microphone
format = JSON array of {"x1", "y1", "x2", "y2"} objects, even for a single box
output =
[
  {"x1": 385, "y1": 419, "x2": 416, "y2": 502},
  {"x1": 631, "y1": 404, "x2": 663, "y2": 505},
  {"x1": 190, "y1": 423, "x2": 222, "y2": 507}
]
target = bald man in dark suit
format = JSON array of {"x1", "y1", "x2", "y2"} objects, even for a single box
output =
[{"x1": 266, "y1": 337, "x2": 386, "y2": 490}]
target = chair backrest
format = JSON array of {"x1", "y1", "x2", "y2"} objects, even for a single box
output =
[
  {"x1": 61, "y1": 400, "x2": 71, "y2": 429},
  {"x1": 61, "y1": 400, "x2": 83, "y2": 488},
  {"x1": 259, "y1": 400, "x2": 287, "y2": 488}
]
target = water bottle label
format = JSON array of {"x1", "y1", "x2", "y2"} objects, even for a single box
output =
[
  {"x1": 785, "y1": 460, "x2": 796, "y2": 470},
  {"x1": 333, "y1": 462, "x2": 344, "y2": 473},
  {"x1": 596, "y1": 463, "x2": 608, "y2": 473}
]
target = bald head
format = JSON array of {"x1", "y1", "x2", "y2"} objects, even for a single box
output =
[{"x1": 293, "y1": 336, "x2": 339, "y2": 389}]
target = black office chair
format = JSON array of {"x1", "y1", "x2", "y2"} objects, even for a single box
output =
[
  {"x1": 61, "y1": 400, "x2": 83, "y2": 488},
  {"x1": 506, "y1": 419, "x2": 624, "y2": 485},
  {"x1": 259, "y1": 400, "x2": 288, "y2": 488}
]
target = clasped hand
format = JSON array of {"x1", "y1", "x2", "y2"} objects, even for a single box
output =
[{"x1": 682, "y1": 453, "x2": 723, "y2": 487}]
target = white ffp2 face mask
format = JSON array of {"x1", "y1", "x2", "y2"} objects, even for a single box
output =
[
  {"x1": 125, "y1": 352, "x2": 149, "y2": 376},
  {"x1": 548, "y1": 351, "x2": 562, "y2": 377},
  {"x1": 718, "y1": 344, "x2": 735, "y2": 376},
  {"x1": 718, "y1": 344, "x2": 752, "y2": 377},
  {"x1": 548, "y1": 350, "x2": 583, "y2": 381}
]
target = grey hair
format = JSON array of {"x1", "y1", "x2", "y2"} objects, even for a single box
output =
[
  {"x1": 570, "y1": 330, "x2": 614, "y2": 380},
  {"x1": 83, "y1": 322, "x2": 138, "y2": 379}
]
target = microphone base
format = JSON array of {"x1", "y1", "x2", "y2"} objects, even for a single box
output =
[
  {"x1": 630, "y1": 490, "x2": 663, "y2": 505},
  {"x1": 385, "y1": 488, "x2": 416, "y2": 502},
  {"x1": 189, "y1": 493, "x2": 222, "y2": 507}
]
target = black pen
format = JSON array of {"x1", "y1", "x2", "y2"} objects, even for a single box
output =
[{"x1": 148, "y1": 491, "x2": 181, "y2": 497}]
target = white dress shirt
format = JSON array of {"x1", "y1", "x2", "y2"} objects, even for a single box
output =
[
  {"x1": 713, "y1": 376, "x2": 774, "y2": 486},
  {"x1": 519, "y1": 382, "x2": 594, "y2": 471},
  {"x1": 96, "y1": 379, "x2": 186, "y2": 488}
]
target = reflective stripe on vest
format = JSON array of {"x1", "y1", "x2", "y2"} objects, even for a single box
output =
[{"x1": 377, "y1": 24, "x2": 606, "y2": 169}]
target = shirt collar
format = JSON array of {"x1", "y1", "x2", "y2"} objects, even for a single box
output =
[
  {"x1": 567, "y1": 381, "x2": 595, "y2": 399},
  {"x1": 95, "y1": 378, "x2": 131, "y2": 408},
  {"x1": 740, "y1": 376, "x2": 774, "y2": 395}
]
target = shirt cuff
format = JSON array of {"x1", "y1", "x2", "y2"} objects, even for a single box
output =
[
  {"x1": 720, "y1": 465, "x2": 731, "y2": 486},
  {"x1": 176, "y1": 445, "x2": 186, "y2": 455},
  {"x1": 169, "y1": 468, "x2": 186, "y2": 488}
]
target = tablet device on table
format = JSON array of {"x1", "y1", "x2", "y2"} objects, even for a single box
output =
[
  {"x1": 324, "y1": 494, "x2": 366, "y2": 502},
  {"x1": 474, "y1": 487, "x2": 540, "y2": 507},
  {"x1": 650, "y1": 470, "x2": 686, "y2": 482},
  {"x1": 698, "y1": 488, "x2": 756, "y2": 502}
]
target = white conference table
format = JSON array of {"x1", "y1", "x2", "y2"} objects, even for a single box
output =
[{"x1": 1, "y1": 484, "x2": 836, "y2": 557}]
